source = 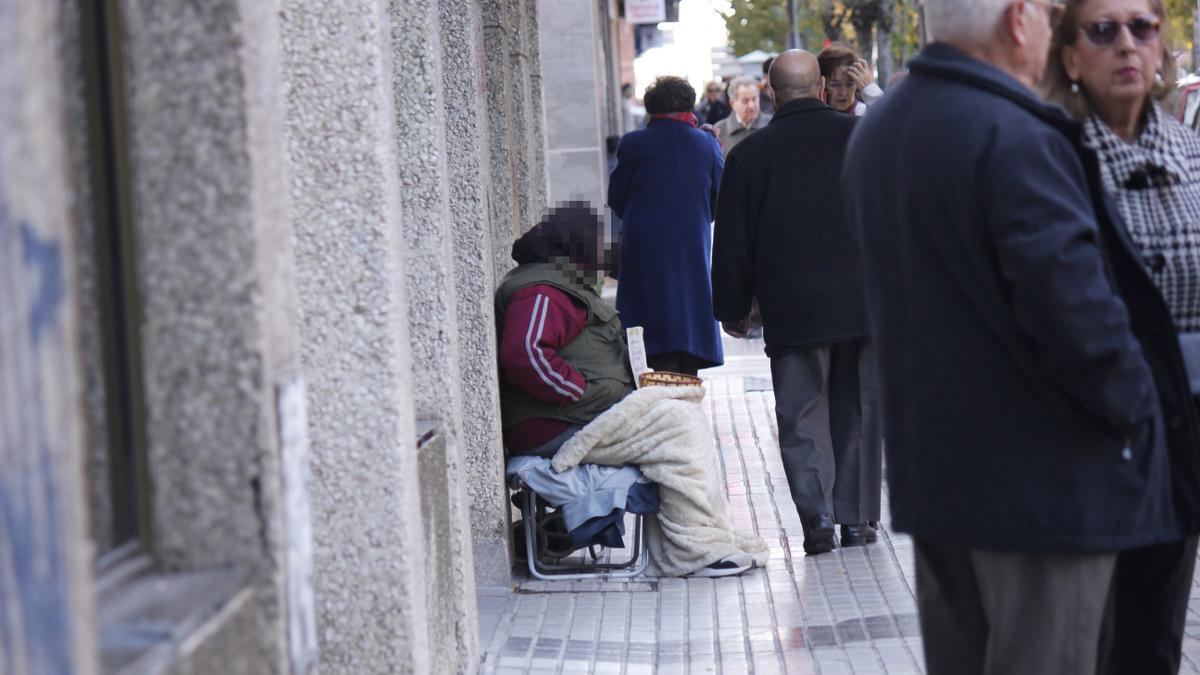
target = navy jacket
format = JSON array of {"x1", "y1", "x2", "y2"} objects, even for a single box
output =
[
  {"x1": 609, "y1": 118, "x2": 725, "y2": 367},
  {"x1": 712, "y1": 98, "x2": 867, "y2": 355},
  {"x1": 844, "y1": 44, "x2": 1200, "y2": 551}
]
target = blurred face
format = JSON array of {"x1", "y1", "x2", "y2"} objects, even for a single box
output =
[
  {"x1": 731, "y1": 84, "x2": 760, "y2": 125},
  {"x1": 705, "y1": 84, "x2": 722, "y2": 101},
  {"x1": 825, "y1": 65, "x2": 858, "y2": 112},
  {"x1": 1061, "y1": 0, "x2": 1162, "y2": 112}
]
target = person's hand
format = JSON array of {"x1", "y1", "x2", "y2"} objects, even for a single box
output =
[
  {"x1": 700, "y1": 123, "x2": 720, "y2": 139},
  {"x1": 722, "y1": 318, "x2": 751, "y2": 338},
  {"x1": 847, "y1": 59, "x2": 875, "y2": 90}
]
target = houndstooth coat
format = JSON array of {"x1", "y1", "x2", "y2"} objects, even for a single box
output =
[{"x1": 1084, "y1": 105, "x2": 1200, "y2": 332}]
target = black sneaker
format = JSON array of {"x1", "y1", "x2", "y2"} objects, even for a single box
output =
[{"x1": 687, "y1": 558, "x2": 754, "y2": 577}]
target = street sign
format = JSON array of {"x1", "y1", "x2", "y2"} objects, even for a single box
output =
[{"x1": 626, "y1": 0, "x2": 665, "y2": 24}]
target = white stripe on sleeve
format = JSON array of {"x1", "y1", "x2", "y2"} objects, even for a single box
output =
[
  {"x1": 533, "y1": 294, "x2": 586, "y2": 398},
  {"x1": 524, "y1": 294, "x2": 579, "y2": 401}
]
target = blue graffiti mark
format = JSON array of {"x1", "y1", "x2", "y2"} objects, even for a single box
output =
[
  {"x1": 0, "y1": 461, "x2": 71, "y2": 675},
  {"x1": 20, "y1": 222, "x2": 63, "y2": 343},
  {"x1": 0, "y1": 189, "x2": 72, "y2": 674}
]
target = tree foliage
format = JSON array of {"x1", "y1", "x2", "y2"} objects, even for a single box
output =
[
  {"x1": 728, "y1": 1, "x2": 1199, "y2": 73},
  {"x1": 725, "y1": 0, "x2": 825, "y2": 55},
  {"x1": 1163, "y1": 0, "x2": 1195, "y2": 66},
  {"x1": 725, "y1": 0, "x2": 921, "y2": 68}
]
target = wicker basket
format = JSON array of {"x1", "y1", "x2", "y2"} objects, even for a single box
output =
[{"x1": 638, "y1": 371, "x2": 703, "y2": 388}]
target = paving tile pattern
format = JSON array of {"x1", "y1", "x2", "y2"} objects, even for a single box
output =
[{"x1": 480, "y1": 364, "x2": 1200, "y2": 674}]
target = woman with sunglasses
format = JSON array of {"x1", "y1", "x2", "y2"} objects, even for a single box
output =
[{"x1": 1045, "y1": 1, "x2": 1200, "y2": 672}]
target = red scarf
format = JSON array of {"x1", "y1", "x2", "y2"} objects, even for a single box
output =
[{"x1": 647, "y1": 112, "x2": 698, "y2": 127}]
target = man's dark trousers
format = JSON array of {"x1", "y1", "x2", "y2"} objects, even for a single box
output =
[{"x1": 769, "y1": 337, "x2": 881, "y2": 524}]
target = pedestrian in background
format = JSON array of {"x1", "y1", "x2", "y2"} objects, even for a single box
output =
[
  {"x1": 609, "y1": 75, "x2": 724, "y2": 376},
  {"x1": 695, "y1": 80, "x2": 732, "y2": 125},
  {"x1": 715, "y1": 75, "x2": 771, "y2": 158},
  {"x1": 1044, "y1": 1, "x2": 1200, "y2": 672},
  {"x1": 844, "y1": 0, "x2": 1180, "y2": 672},
  {"x1": 621, "y1": 83, "x2": 645, "y2": 133},
  {"x1": 818, "y1": 44, "x2": 883, "y2": 116},
  {"x1": 759, "y1": 56, "x2": 776, "y2": 116},
  {"x1": 713, "y1": 50, "x2": 881, "y2": 556}
]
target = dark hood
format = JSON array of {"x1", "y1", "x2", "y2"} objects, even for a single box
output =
[{"x1": 511, "y1": 202, "x2": 617, "y2": 275}]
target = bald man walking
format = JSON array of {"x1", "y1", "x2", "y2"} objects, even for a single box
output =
[{"x1": 712, "y1": 50, "x2": 881, "y2": 556}]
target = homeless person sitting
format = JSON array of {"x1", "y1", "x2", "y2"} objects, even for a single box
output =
[{"x1": 497, "y1": 203, "x2": 769, "y2": 578}]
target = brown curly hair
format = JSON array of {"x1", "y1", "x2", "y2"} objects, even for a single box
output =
[
  {"x1": 643, "y1": 76, "x2": 697, "y2": 115},
  {"x1": 1041, "y1": 0, "x2": 1174, "y2": 119}
]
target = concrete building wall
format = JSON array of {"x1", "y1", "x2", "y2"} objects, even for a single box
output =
[
  {"x1": 279, "y1": 0, "x2": 432, "y2": 671},
  {"x1": 0, "y1": 0, "x2": 98, "y2": 672},
  {"x1": 537, "y1": 0, "x2": 611, "y2": 209},
  {"x1": 438, "y1": 0, "x2": 513, "y2": 590},
  {"x1": 116, "y1": 0, "x2": 302, "y2": 669},
  {"x1": 6, "y1": 0, "x2": 552, "y2": 671},
  {"x1": 389, "y1": 0, "x2": 479, "y2": 670},
  {"x1": 481, "y1": 0, "x2": 550, "y2": 278}
]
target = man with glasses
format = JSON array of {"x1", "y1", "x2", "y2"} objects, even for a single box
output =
[
  {"x1": 843, "y1": 0, "x2": 1176, "y2": 672},
  {"x1": 694, "y1": 80, "x2": 731, "y2": 125}
]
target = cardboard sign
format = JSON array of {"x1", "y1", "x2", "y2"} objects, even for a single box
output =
[{"x1": 626, "y1": 326, "x2": 652, "y2": 387}]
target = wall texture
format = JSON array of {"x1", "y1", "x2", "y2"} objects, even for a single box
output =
[
  {"x1": 438, "y1": 0, "x2": 513, "y2": 590},
  {"x1": 7, "y1": 0, "x2": 553, "y2": 671},
  {"x1": 119, "y1": 0, "x2": 300, "y2": 669},
  {"x1": 280, "y1": 0, "x2": 432, "y2": 671},
  {"x1": 0, "y1": 1, "x2": 97, "y2": 672},
  {"x1": 388, "y1": 0, "x2": 480, "y2": 670},
  {"x1": 537, "y1": 0, "x2": 610, "y2": 210}
]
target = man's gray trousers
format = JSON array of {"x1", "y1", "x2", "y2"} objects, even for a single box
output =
[{"x1": 768, "y1": 337, "x2": 882, "y2": 524}]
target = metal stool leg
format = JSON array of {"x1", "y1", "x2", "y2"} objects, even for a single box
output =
[{"x1": 516, "y1": 485, "x2": 649, "y2": 581}]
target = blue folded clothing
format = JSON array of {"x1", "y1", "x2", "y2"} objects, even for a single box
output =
[{"x1": 506, "y1": 456, "x2": 660, "y2": 550}]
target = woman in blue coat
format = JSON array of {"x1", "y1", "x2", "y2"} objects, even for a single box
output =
[{"x1": 608, "y1": 75, "x2": 725, "y2": 375}]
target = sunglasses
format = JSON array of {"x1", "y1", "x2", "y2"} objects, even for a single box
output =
[{"x1": 1080, "y1": 15, "x2": 1161, "y2": 46}]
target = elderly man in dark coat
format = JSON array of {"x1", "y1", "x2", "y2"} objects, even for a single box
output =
[
  {"x1": 842, "y1": 0, "x2": 1200, "y2": 672},
  {"x1": 609, "y1": 75, "x2": 724, "y2": 375},
  {"x1": 712, "y1": 49, "x2": 881, "y2": 556}
]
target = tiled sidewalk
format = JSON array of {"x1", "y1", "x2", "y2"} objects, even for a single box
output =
[{"x1": 478, "y1": 346, "x2": 1200, "y2": 674}]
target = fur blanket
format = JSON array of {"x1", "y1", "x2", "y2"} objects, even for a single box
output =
[{"x1": 553, "y1": 385, "x2": 770, "y2": 577}]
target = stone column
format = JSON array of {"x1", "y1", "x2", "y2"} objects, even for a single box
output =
[
  {"x1": 481, "y1": 0, "x2": 522, "y2": 277},
  {"x1": 0, "y1": 1, "x2": 97, "y2": 672},
  {"x1": 389, "y1": 0, "x2": 479, "y2": 671},
  {"x1": 437, "y1": 0, "x2": 514, "y2": 589},
  {"x1": 118, "y1": 0, "x2": 301, "y2": 668},
  {"x1": 524, "y1": 0, "x2": 551, "y2": 218},
  {"x1": 536, "y1": 0, "x2": 610, "y2": 208},
  {"x1": 279, "y1": 1, "x2": 432, "y2": 672},
  {"x1": 480, "y1": 0, "x2": 551, "y2": 264}
]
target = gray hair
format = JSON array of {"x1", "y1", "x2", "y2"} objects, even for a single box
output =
[
  {"x1": 727, "y1": 76, "x2": 758, "y2": 101},
  {"x1": 923, "y1": 0, "x2": 1010, "y2": 45}
]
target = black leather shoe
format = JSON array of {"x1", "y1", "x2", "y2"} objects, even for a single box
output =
[
  {"x1": 802, "y1": 513, "x2": 837, "y2": 555},
  {"x1": 839, "y1": 523, "x2": 878, "y2": 547}
]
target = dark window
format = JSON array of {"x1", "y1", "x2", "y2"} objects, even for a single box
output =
[{"x1": 80, "y1": 0, "x2": 149, "y2": 558}]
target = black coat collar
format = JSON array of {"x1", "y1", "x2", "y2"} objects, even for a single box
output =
[{"x1": 769, "y1": 97, "x2": 832, "y2": 122}]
